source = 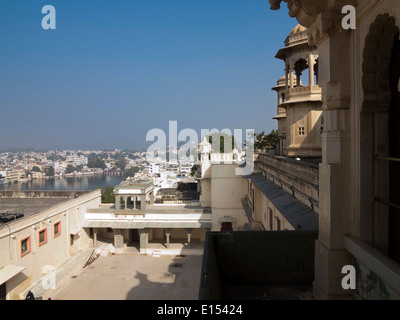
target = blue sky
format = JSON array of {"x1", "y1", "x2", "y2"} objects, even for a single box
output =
[{"x1": 0, "y1": 0, "x2": 297, "y2": 150}]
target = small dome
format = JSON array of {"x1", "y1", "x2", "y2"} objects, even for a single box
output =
[{"x1": 290, "y1": 24, "x2": 307, "y2": 35}]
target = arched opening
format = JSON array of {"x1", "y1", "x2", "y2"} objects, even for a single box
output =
[
  {"x1": 294, "y1": 58, "x2": 308, "y2": 87},
  {"x1": 360, "y1": 14, "x2": 400, "y2": 263}
]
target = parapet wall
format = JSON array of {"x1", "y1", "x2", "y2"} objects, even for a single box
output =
[
  {"x1": 254, "y1": 152, "x2": 319, "y2": 212},
  {"x1": 0, "y1": 190, "x2": 89, "y2": 198}
]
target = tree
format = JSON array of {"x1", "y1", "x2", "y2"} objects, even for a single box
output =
[
  {"x1": 115, "y1": 155, "x2": 127, "y2": 172},
  {"x1": 254, "y1": 130, "x2": 279, "y2": 150},
  {"x1": 124, "y1": 166, "x2": 140, "y2": 178},
  {"x1": 101, "y1": 185, "x2": 115, "y2": 204},
  {"x1": 66, "y1": 164, "x2": 75, "y2": 174},
  {"x1": 190, "y1": 164, "x2": 200, "y2": 177},
  {"x1": 45, "y1": 166, "x2": 55, "y2": 176},
  {"x1": 87, "y1": 158, "x2": 106, "y2": 169}
]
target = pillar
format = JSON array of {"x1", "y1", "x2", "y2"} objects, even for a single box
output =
[
  {"x1": 165, "y1": 228, "x2": 171, "y2": 248},
  {"x1": 150, "y1": 192, "x2": 154, "y2": 205},
  {"x1": 140, "y1": 195, "x2": 146, "y2": 210},
  {"x1": 133, "y1": 196, "x2": 136, "y2": 209},
  {"x1": 93, "y1": 228, "x2": 98, "y2": 248},
  {"x1": 113, "y1": 229, "x2": 124, "y2": 254},
  {"x1": 115, "y1": 195, "x2": 121, "y2": 210},
  {"x1": 186, "y1": 228, "x2": 192, "y2": 248},
  {"x1": 308, "y1": 55, "x2": 315, "y2": 87},
  {"x1": 139, "y1": 229, "x2": 149, "y2": 254}
]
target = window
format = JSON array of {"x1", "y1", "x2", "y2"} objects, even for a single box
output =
[
  {"x1": 53, "y1": 221, "x2": 61, "y2": 238},
  {"x1": 298, "y1": 127, "x2": 305, "y2": 136},
  {"x1": 20, "y1": 236, "x2": 31, "y2": 257},
  {"x1": 38, "y1": 228, "x2": 47, "y2": 246},
  {"x1": 268, "y1": 208, "x2": 273, "y2": 231},
  {"x1": 276, "y1": 217, "x2": 282, "y2": 231}
]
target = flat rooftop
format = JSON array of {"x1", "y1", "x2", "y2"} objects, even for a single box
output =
[{"x1": 0, "y1": 191, "x2": 90, "y2": 220}]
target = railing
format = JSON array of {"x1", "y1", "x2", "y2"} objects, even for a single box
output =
[
  {"x1": 83, "y1": 249, "x2": 99, "y2": 268},
  {"x1": 255, "y1": 152, "x2": 319, "y2": 187},
  {"x1": 287, "y1": 85, "x2": 322, "y2": 98}
]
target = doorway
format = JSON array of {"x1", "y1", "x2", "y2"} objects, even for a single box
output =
[
  {"x1": 221, "y1": 222, "x2": 233, "y2": 232},
  {"x1": 0, "y1": 282, "x2": 6, "y2": 300}
]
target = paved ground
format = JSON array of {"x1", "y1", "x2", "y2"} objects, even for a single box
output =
[{"x1": 49, "y1": 251, "x2": 203, "y2": 300}]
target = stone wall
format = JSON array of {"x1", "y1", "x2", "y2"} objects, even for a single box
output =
[{"x1": 254, "y1": 152, "x2": 319, "y2": 212}]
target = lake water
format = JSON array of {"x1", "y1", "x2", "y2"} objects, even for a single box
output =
[{"x1": 0, "y1": 175, "x2": 126, "y2": 191}]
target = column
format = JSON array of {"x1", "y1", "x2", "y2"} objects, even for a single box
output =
[
  {"x1": 139, "y1": 229, "x2": 149, "y2": 254},
  {"x1": 115, "y1": 195, "x2": 121, "y2": 210},
  {"x1": 150, "y1": 192, "x2": 154, "y2": 205},
  {"x1": 133, "y1": 196, "x2": 136, "y2": 209},
  {"x1": 289, "y1": 66, "x2": 294, "y2": 89},
  {"x1": 165, "y1": 228, "x2": 171, "y2": 248},
  {"x1": 140, "y1": 195, "x2": 146, "y2": 210},
  {"x1": 114, "y1": 229, "x2": 124, "y2": 254},
  {"x1": 308, "y1": 55, "x2": 315, "y2": 87},
  {"x1": 186, "y1": 228, "x2": 192, "y2": 248},
  {"x1": 93, "y1": 228, "x2": 98, "y2": 248},
  {"x1": 285, "y1": 61, "x2": 289, "y2": 90}
]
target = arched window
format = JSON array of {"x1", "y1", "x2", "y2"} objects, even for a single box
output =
[{"x1": 360, "y1": 14, "x2": 400, "y2": 263}]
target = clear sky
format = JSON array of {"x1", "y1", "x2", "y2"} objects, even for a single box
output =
[{"x1": 0, "y1": 0, "x2": 298, "y2": 151}]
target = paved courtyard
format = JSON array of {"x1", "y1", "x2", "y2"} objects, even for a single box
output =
[{"x1": 50, "y1": 252, "x2": 203, "y2": 300}]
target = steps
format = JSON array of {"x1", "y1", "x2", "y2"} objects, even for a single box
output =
[{"x1": 152, "y1": 250, "x2": 162, "y2": 257}]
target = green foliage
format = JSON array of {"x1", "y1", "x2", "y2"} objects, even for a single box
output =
[
  {"x1": 101, "y1": 185, "x2": 115, "y2": 204},
  {"x1": 44, "y1": 166, "x2": 55, "y2": 176},
  {"x1": 190, "y1": 164, "x2": 200, "y2": 177},
  {"x1": 254, "y1": 130, "x2": 279, "y2": 150},
  {"x1": 115, "y1": 155, "x2": 127, "y2": 171},
  {"x1": 87, "y1": 158, "x2": 106, "y2": 169},
  {"x1": 124, "y1": 166, "x2": 140, "y2": 178},
  {"x1": 66, "y1": 164, "x2": 75, "y2": 174}
]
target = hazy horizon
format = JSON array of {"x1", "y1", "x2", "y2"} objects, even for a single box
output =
[{"x1": 1, "y1": 1, "x2": 297, "y2": 150}]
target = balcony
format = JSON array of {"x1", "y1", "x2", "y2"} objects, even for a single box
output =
[{"x1": 284, "y1": 85, "x2": 322, "y2": 103}]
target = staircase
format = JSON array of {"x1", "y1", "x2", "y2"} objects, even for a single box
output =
[{"x1": 152, "y1": 250, "x2": 162, "y2": 258}]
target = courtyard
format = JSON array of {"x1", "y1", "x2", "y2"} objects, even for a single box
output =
[{"x1": 48, "y1": 250, "x2": 203, "y2": 300}]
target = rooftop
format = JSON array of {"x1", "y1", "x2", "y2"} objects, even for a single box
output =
[{"x1": 0, "y1": 191, "x2": 89, "y2": 220}]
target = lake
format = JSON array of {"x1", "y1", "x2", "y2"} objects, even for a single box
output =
[{"x1": 0, "y1": 175, "x2": 126, "y2": 191}]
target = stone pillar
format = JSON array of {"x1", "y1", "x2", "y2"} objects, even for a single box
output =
[
  {"x1": 139, "y1": 229, "x2": 149, "y2": 254},
  {"x1": 115, "y1": 195, "x2": 121, "y2": 210},
  {"x1": 310, "y1": 23, "x2": 354, "y2": 300},
  {"x1": 150, "y1": 192, "x2": 154, "y2": 205},
  {"x1": 93, "y1": 228, "x2": 98, "y2": 248},
  {"x1": 165, "y1": 228, "x2": 171, "y2": 248},
  {"x1": 140, "y1": 195, "x2": 146, "y2": 210},
  {"x1": 289, "y1": 66, "x2": 294, "y2": 89},
  {"x1": 308, "y1": 55, "x2": 315, "y2": 87},
  {"x1": 114, "y1": 229, "x2": 124, "y2": 254},
  {"x1": 133, "y1": 196, "x2": 136, "y2": 209},
  {"x1": 186, "y1": 228, "x2": 192, "y2": 248}
]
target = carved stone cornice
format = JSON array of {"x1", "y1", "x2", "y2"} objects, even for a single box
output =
[{"x1": 268, "y1": 0, "x2": 357, "y2": 29}]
